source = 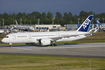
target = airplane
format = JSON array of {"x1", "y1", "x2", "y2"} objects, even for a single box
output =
[
  {"x1": 89, "y1": 19, "x2": 100, "y2": 33},
  {"x1": 0, "y1": 28, "x2": 10, "y2": 34},
  {"x1": 12, "y1": 20, "x2": 35, "y2": 31},
  {"x1": 77, "y1": 23, "x2": 80, "y2": 28},
  {"x1": 96, "y1": 19, "x2": 102, "y2": 29},
  {"x1": 0, "y1": 29, "x2": 4, "y2": 34},
  {"x1": 2, "y1": 15, "x2": 97, "y2": 47}
]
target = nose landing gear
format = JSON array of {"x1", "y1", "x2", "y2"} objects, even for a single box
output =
[{"x1": 9, "y1": 43, "x2": 12, "y2": 47}]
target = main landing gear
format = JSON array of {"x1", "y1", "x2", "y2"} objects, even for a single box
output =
[
  {"x1": 50, "y1": 44, "x2": 57, "y2": 46},
  {"x1": 51, "y1": 41, "x2": 57, "y2": 46}
]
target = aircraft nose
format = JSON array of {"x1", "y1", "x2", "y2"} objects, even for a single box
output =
[
  {"x1": 1, "y1": 39, "x2": 4, "y2": 43},
  {"x1": 1, "y1": 38, "x2": 5, "y2": 43}
]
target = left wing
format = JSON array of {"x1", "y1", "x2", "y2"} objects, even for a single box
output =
[{"x1": 50, "y1": 33, "x2": 90, "y2": 41}]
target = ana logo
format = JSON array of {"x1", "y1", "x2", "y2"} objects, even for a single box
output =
[{"x1": 83, "y1": 19, "x2": 90, "y2": 29}]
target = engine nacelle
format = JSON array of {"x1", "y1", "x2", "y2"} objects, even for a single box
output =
[{"x1": 39, "y1": 38, "x2": 51, "y2": 46}]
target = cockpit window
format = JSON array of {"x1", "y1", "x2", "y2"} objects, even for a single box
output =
[{"x1": 4, "y1": 36, "x2": 9, "y2": 38}]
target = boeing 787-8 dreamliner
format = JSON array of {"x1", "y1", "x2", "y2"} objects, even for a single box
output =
[{"x1": 2, "y1": 15, "x2": 97, "y2": 47}]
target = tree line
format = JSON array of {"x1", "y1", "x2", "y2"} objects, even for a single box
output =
[{"x1": 0, "y1": 11, "x2": 105, "y2": 26}]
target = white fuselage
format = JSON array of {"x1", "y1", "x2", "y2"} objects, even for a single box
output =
[{"x1": 2, "y1": 31, "x2": 91, "y2": 44}]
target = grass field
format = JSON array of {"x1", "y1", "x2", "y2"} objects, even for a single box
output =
[
  {"x1": 0, "y1": 33, "x2": 105, "y2": 70},
  {"x1": 0, "y1": 55, "x2": 105, "y2": 70}
]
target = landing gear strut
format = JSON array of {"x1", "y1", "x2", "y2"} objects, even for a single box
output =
[
  {"x1": 51, "y1": 44, "x2": 56, "y2": 46},
  {"x1": 9, "y1": 43, "x2": 12, "y2": 47},
  {"x1": 51, "y1": 41, "x2": 57, "y2": 46}
]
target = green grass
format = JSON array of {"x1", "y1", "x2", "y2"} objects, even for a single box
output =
[
  {"x1": 0, "y1": 33, "x2": 105, "y2": 70},
  {"x1": 0, "y1": 39, "x2": 105, "y2": 46},
  {"x1": 56, "y1": 40, "x2": 105, "y2": 45},
  {"x1": 0, "y1": 43, "x2": 26, "y2": 46},
  {"x1": 0, "y1": 54, "x2": 105, "y2": 70}
]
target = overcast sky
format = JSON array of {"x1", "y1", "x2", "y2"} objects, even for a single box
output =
[{"x1": 0, "y1": 0, "x2": 105, "y2": 16}]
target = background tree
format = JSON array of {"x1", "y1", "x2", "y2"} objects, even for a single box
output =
[
  {"x1": 40, "y1": 12, "x2": 47, "y2": 24},
  {"x1": 0, "y1": 11, "x2": 104, "y2": 26},
  {"x1": 47, "y1": 12, "x2": 53, "y2": 19},
  {"x1": 56, "y1": 12, "x2": 62, "y2": 18}
]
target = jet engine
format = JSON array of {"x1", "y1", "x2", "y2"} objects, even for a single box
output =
[{"x1": 39, "y1": 38, "x2": 51, "y2": 46}]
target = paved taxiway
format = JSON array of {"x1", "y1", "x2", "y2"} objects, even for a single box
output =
[{"x1": 0, "y1": 43, "x2": 105, "y2": 58}]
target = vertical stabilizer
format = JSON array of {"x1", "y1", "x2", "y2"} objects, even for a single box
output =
[
  {"x1": 15, "y1": 20, "x2": 18, "y2": 27},
  {"x1": 77, "y1": 23, "x2": 80, "y2": 28},
  {"x1": 96, "y1": 19, "x2": 102, "y2": 29},
  {"x1": 77, "y1": 15, "x2": 94, "y2": 32}
]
